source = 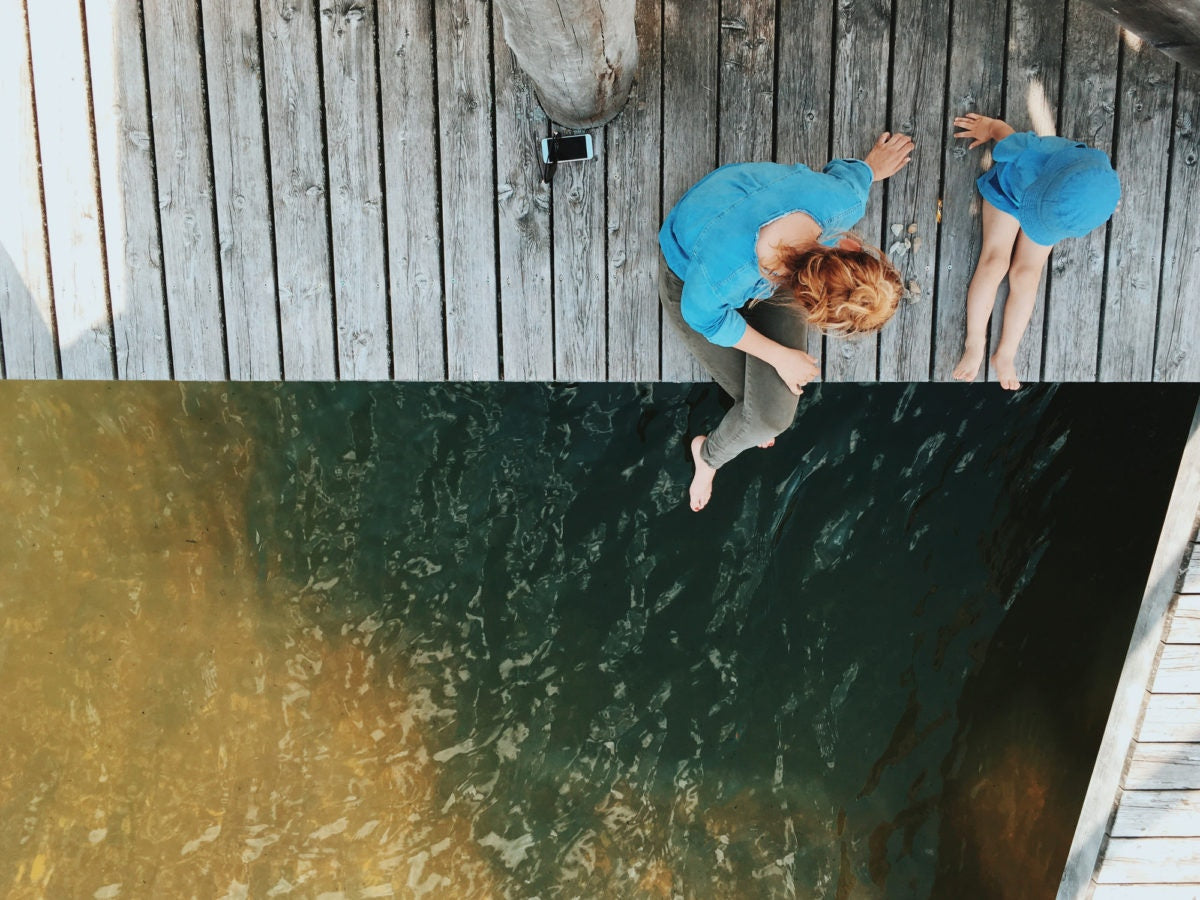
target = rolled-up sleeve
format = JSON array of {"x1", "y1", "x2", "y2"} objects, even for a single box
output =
[{"x1": 680, "y1": 268, "x2": 748, "y2": 347}]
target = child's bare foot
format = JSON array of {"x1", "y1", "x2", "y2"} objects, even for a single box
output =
[
  {"x1": 952, "y1": 340, "x2": 986, "y2": 382},
  {"x1": 689, "y1": 435, "x2": 717, "y2": 512},
  {"x1": 991, "y1": 352, "x2": 1021, "y2": 390}
]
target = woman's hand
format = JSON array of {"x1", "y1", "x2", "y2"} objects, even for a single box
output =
[
  {"x1": 772, "y1": 346, "x2": 820, "y2": 396},
  {"x1": 953, "y1": 113, "x2": 1015, "y2": 149},
  {"x1": 864, "y1": 132, "x2": 914, "y2": 181}
]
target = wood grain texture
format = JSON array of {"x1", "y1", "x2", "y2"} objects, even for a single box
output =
[
  {"x1": 1140, "y1": 694, "x2": 1200, "y2": 742},
  {"x1": 933, "y1": 0, "x2": 1009, "y2": 380},
  {"x1": 202, "y1": 0, "x2": 280, "y2": 379},
  {"x1": 319, "y1": 0, "x2": 389, "y2": 379},
  {"x1": 1097, "y1": 837, "x2": 1200, "y2": 883},
  {"x1": 1113, "y1": 790, "x2": 1200, "y2": 837},
  {"x1": 1095, "y1": 887, "x2": 1200, "y2": 900},
  {"x1": 84, "y1": 0, "x2": 171, "y2": 379},
  {"x1": 1186, "y1": 543, "x2": 1200, "y2": 594},
  {"x1": 1043, "y1": 0, "x2": 1119, "y2": 382},
  {"x1": 259, "y1": 0, "x2": 336, "y2": 380},
  {"x1": 776, "y1": 0, "x2": 833, "y2": 369},
  {"x1": 0, "y1": 0, "x2": 57, "y2": 378},
  {"x1": 1080, "y1": 0, "x2": 1200, "y2": 71},
  {"x1": 1154, "y1": 645, "x2": 1200, "y2": 693},
  {"x1": 380, "y1": 0, "x2": 445, "y2": 379},
  {"x1": 1155, "y1": 65, "x2": 1200, "y2": 382},
  {"x1": 986, "y1": 0, "x2": 1065, "y2": 385},
  {"x1": 1168, "y1": 595, "x2": 1200, "y2": 644},
  {"x1": 878, "y1": 0, "x2": 948, "y2": 381},
  {"x1": 552, "y1": 142, "x2": 607, "y2": 381},
  {"x1": 1099, "y1": 37, "x2": 1174, "y2": 382},
  {"x1": 606, "y1": 0, "x2": 662, "y2": 381},
  {"x1": 435, "y1": 0, "x2": 499, "y2": 380},
  {"x1": 144, "y1": 0, "x2": 228, "y2": 379},
  {"x1": 827, "y1": 0, "x2": 888, "y2": 382},
  {"x1": 660, "y1": 0, "x2": 716, "y2": 382},
  {"x1": 492, "y1": 26, "x2": 551, "y2": 380},
  {"x1": 1127, "y1": 743, "x2": 1200, "y2": 790},
  {"x1": 27, "y1": 0, "x2": 114, "y2": 379}
]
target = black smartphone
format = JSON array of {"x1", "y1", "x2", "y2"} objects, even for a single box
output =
[{"x1": 540, "y1": 134, "x2": 594, "y2": 164}]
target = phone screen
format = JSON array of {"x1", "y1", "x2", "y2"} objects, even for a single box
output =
[{"x1": 550, "y1": 134, "x2": 592, "y2": 161}]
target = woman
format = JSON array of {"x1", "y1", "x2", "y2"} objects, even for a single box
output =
[{"x1": 659, "y1": 132, "x2": 914, "y2": 511}]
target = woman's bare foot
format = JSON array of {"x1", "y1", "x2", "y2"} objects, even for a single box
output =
[
  {"x1": 689, "y1": 435, "x2": 717, "y2": 512},
  {"x1": 991, "y1": 352, "x2": 1021, "y2": 390},
  {"x1": 953, "y1": 340, "x2": 985, "y2": 382},
  {"x1": 758, "y1": 438, "x2": 775, "y2": 449}
]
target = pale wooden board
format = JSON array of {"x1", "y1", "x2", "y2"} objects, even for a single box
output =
[
  {"x1": 435, "y1": 0, "x2": 498, "y2": 380},
  {"x1": 1127, "y1": 743, "x2": 1200, "y2": 790},
  {"x1": 605, "y1": 0, "x2": 662, "y2": 382},
  {"x1": 319, "y1": 0, "x2": 389, "y2": 380},
  {"x1": 380, "y1": 0, "x2": 445, "y2": 380},
  {"x1": 1113, "y1": 790, "x2": 1200, "y2": 837},
  {"x1": 1155, "y1": 65, "x2": 1200, "y2": 382},
  {"x1": 1097, "y1": 837, "x2": 1200, "y2": 882},
  {"x1": 0, "y1": 0, "x2": 58, "y2": 378},
  {"x1": 985, "y1": 0, "x2": 1065, "y2": 386},
  {"x1": 27, "y1": 0, "x2": 114, "y2": 379},
  {"x1": 877, "y1": 0, "x2": 948, "y2": 382},
  {"x1": 552, "y1": 139, "x2": 607, "y2": 381},
  {"x1": 659, "y1": 0, "x2": 716, "y2": 383},
  {"x1": 933, "y1": 0, "x2": 1009, "y2": 380},
  {"x1": 1099, "y1": 38, "x2": 1175, "y2": 382},
  {"x1": 1154, "y1": 645, "x2": 1200, "y2": 693},
  {"x1": 492, "y1": 29, "x2": 551, "y2": 381},
  {"x1": 775, "y1": 0, "x2": 832, "y2": 371},
  {"x1": 83, "y1": 0, "x2": 170, "y2": 379},
  {"x1": 201, "y1": 0, "x2": 280, "y2": 380},
  {"x1": 144, "y1": 0, "x2": 227, "y2": 379},
  {"x1": 1042, "y1": 0, "x2": 1119, "y2": 382},
  {"x1": 1140, "y1": 694, "x2": 1200, "y2": 742},
  {"x1": 1094, "y1": 885, "x2": 1200, "y2": 899},
  {"x1": 717, "y1": 0, "x2": 774, "y2": 166},
  {"x1": 259, "y1": 0, "x2": 336, "y2": 380},
  {"x1": 1168, "y1": 595, "x2": 1200, "y2": 644},
  {"x1": 827, "y1": 0, "x2": 886, "y2": 382},
  {"x1": 1187, "y1": 544, "x2": 1200, "y2": 594}
]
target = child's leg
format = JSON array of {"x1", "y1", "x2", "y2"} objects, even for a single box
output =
[
  {"x1": 952, "y1": 200, "x2": 1021, "y2": 381},
  {"x1": 990, "y1": 233, "x2": 1053, "y2": 390}
]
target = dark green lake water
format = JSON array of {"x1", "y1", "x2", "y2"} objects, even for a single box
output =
[{"x1": 0, "y1": 382, "x2": 1194, "y2": 899}]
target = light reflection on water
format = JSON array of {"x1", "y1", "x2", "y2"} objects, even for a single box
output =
[{"x1": 0, "y1": 382, "x2": 1192, "y2": 899}]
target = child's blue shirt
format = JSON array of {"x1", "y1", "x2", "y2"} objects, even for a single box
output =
[
  {"x1": 659, "y1": 159, "x2": 873, "y2": 347},
  {"x1": 977, "y1": 132, "x2": 1087, "y2": 218}
]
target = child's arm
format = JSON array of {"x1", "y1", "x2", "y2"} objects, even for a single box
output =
[{"x1": 953, "y1": 113, "x2": 1016, "y2": 150}]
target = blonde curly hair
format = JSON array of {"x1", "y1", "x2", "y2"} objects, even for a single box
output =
[{"x1": 758, "y1": 236, "x2": 902, "y2": 336}]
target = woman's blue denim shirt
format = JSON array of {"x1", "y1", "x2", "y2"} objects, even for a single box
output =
[{"x1": 659, "y1": 159, "x2": 873, "y2": 346}]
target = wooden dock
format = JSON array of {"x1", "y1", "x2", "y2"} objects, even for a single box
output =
[
  {"x1": 1060, "y1": 399, "x2": 1200, "y2": 899},
  {"x1": 1, "y1": 0, "x2": 1198, "y2": 382}
]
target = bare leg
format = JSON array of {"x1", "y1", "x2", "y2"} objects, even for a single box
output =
[
  {"x1": 991, "y1": 234, "x2": 1053, "y2": 390},
  {"x1": 953, "y1": 201, "x2": 1021, "y2": 382}
]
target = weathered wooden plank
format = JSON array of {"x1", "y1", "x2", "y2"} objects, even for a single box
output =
[
  {"x1": 933, "y1": 0, "x2": 1009, "y2": 379},
  {"x1": 259, "y1": 0, "x2": 336, "y2": 380},
  {"x1": 380, "y1": 0, "x2": 445, "y2": 380},
  {"x1": 878, "y1": 0, "x2": 948, "y2": 381},
  {"x1": 492, "y1": 41, "x2": 551, "y2": 381},
  {"x1": 1059, "y1": 401, "x2": 1200, "y2": 900},
  {"x1": 1080, "y1": 0, "x2": 1200, "y2": 72},
  {"x1": 1156, "y1": 65, "x2": 1200, "y2": 383},
  {"x1": 1127, "y1": 743, "x2": 1200, "y2": 790},
  {"x1": 319, "y1": 0, "x2": 389, "y2": 379},
  {"x1": 1168, "y1": 595, "x2": 1200, "y2": 643},
  {"x1": 1113, "y1": 790, "x2": 1200, "y2": 837},
  {"x1": 1095, "y1": 885, "x2": 1200, "y2": 900},
  {"x1": 552, "y1": 141, "x2": 607, "y2": 381},
  {"x1": 144, "y1": 0, "x2": 226, "y2": 379},
  {"x1": 435, "y1": 0, "x2": 498, "y2": 379},
  {"x1": 1097, "y1": 837, "x2": 1200, "y2": 883},
  {"x1": 985, "y1": 0, "x2": 1065, "y2": 385},
  {"x1": 202, "y1": 0, "x2": 280, "y2": 380},
  {"x1": 84, "y1": 0, "x2": 171, "y2": 379},
  {"x1": 1099, "y1": 36, "x2": 1174, "y2": 382},
  {"x1": 0, "y1": 0, "x2": 57, "y2": 378},
  {"x1": 605, "y1": 0, "x2": 662, "y2": 381},
  {"x1": 1042, "y1": 0, "x2": 1120, "y2": 382},
  {"x1": 775, "y1": 0, "x2": 832, "y2": 371},
  {"x1": 828, "y1": 0, "x2": 887, "y2": 382},
  {"x1": 1153, "y1": 645, "x2": 1200, "y2": 693},
  {"x1": 27, "y1": 0, "x2": 114, "y2": 378},
  {"x1": 659, "y1": 0, "x2": 717, "y2": 382},
  {"x1": 1186, "y1": 543, "x2": 1200, "y2": 594},
  {"x1": 1141, "y1": 694, "x2": 1200, "y2": 742}
]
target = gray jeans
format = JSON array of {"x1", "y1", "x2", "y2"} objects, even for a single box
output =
[{"x1": 659, "y1": 254, "x2": 809, "y2": 469}]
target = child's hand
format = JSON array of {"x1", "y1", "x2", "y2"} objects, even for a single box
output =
[
  {"x1": 864, "y1": 132, "x2": 914, "y2": 181},
  {"x1": 954, "y1": 113, "x2": 1014, "y2": 149}
]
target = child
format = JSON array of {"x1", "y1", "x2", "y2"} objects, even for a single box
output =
[{"x1": 951, "y1": 113, "x2": 1121, "y2": 389}]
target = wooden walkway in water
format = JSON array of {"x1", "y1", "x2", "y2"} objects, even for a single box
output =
[
  {"x1": 1, "y1": 0, "x2": 1199, "y2": 383},
  {"x1": 1060, "y1": 400, "x2": 1200, "y2": 899}
]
